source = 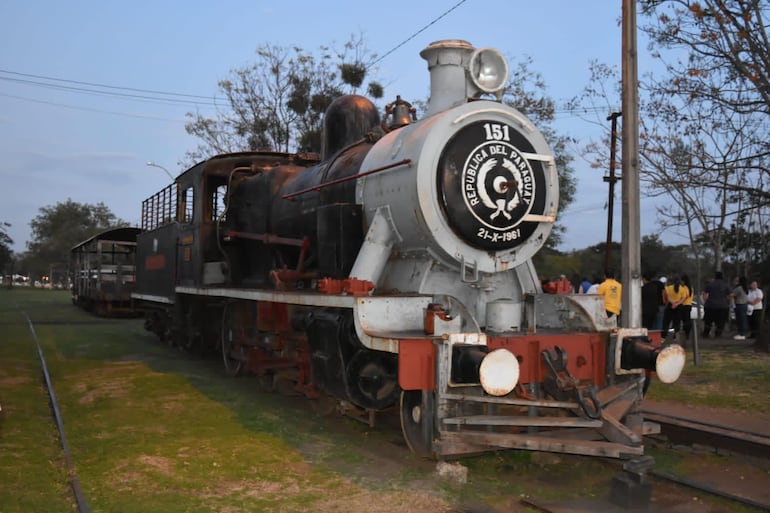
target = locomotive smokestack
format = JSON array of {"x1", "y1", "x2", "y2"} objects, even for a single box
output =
[
  {"x1": 420, "y1": 40, "x2": 510, "y2": 118},
  {"x1": 420, "y1": 40, "x2": 475, "y2": 117}
]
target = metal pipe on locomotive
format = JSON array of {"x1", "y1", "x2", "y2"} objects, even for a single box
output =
[{"x1": 132, "y1": 40, "x2": 685, "y2": 459}]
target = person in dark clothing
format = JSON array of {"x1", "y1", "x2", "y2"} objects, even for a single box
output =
[
  {"x1": 731, "y1": 276, "x2": 750, "y2": 340},
  {"x1": 702, "y1": 271, "x2": 731, "y2": 338},
  {"x1": 641, "y1": 274, "x2": 664, "y2": 331}
]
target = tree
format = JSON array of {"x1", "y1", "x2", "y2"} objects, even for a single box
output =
[
  {"x1": 638, "y1": 0, "x2": 770, "y2": 268},
  {"x1": 502, "y1": 56, "x2": 578, "y2": 248},
  {"x1": 641, "y1": 1, "x2": 770, "y2": 116},
  {"x1": 0, "y1": 222, "x2": 13, "y2": 277},
  {"x1": 184, "y1": 34, "x2": 383, "y2": 164},
  {"x1": 568, "y1": 53, "x2": 767, "y2": 275},
  {"x1": 24, "y1": 200, "x2": 126, "y2": 281},
  {"x1": 639, "y1": 1, "x2": 770, "y2": 200}
]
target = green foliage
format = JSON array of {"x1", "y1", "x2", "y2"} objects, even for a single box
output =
[
  {"x1": 339, "y1": 62, "x2": 366, "y2": 88},
  {"x1": 22, "y1": 199, "x2": 126, "y2": 280},
  {"x1": 366, "y1": 81, "x2": 384, "y2": 99},
  {"x1": 184, "y1": 34, "x2": 380, "y2": 162},
  {"x1": 535, "y1": 235, "x2": 713, "y2": 288},
  {"x1": 0, "y1": 221, "x2": 12, "y2": 274},
  {"x1": 0, "y1": 290, "x2": 455, "y2": 512}
]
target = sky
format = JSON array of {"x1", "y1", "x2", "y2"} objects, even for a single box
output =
[{"x1": 0, "y1": 0, "x2": 676, "y2": 254}]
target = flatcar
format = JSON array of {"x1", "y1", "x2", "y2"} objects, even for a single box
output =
[
  {"x1": 70, "y1": 226, "x2": 141, "y2": 316},
  {"x1": 132, "y1": 40, "x2": 685, "y2": 460}
]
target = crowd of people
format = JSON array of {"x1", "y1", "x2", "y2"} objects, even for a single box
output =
[{"x1": 540, "y1": 270, "x2": 765, "y2": 341}]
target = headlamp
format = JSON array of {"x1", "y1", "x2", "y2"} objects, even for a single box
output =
[
  {"x1": 468, "y1": 47, "x2": 509, "y2": 94},
  {"x1": 479, "y1": 348, "x2": 519, "y2": 396}
]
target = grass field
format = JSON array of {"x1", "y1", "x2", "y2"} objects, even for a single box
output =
[
  {"x1": 0, "y1": 289, "x2": 461, "y2": 512},
  {"x1": 645, "y1": 330, "x2": 770, "y2": 413},
  {"x1": 1, "y1": 288, "x2": 767, "y2": 512}
]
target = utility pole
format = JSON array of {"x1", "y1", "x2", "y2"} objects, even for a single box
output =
[
  {"x1": 604, "y1": 112, "x2": 622, "y2": 275},
  {"x1": 621, "y1": 0, "x2": 642, "y2": 329}
]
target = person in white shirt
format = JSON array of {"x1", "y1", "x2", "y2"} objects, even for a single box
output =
[{"x1": 747, "y1": 280, "x2": 764, "y2": 338}]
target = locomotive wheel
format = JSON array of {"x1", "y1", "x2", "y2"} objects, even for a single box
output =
[
  {"x1": 220, "y1": 304, "x2": 244, "y2": 377},
  {"x1": 400, "y1": 390, "x2": 435, "y2": 458}
]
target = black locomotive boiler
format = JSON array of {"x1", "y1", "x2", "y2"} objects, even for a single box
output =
[{"x1": 132, "y1": 40, "x2": 685, "y2": 459}]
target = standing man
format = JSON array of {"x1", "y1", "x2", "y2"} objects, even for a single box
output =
[
  {"x1": 597, "y1": 269, "x2": 622, "y2": 319},
  {"x1": 702, "y1": 271, "x2": 731, "y2": 338},
  {"x1": 748, "y1": 280, "x2": 764, "y2": 339},
  {"x1": 642, "y1": 274, "x2": 663, "y2": 331}
]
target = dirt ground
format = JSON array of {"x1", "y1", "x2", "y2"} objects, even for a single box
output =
[
  {"x1": 292, "y1": 397, "x2": 768, "y2": 513},
  {"x1": 309, "y1": 333, "x2": 770, "y2": 513}
]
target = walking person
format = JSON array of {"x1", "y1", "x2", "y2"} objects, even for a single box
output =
[
  {"x1": 702, "y1": 271, "x2": 731, "y2": 338},
  {"x1": 748, "y1": 280, "x2": 764, "y2": 339},
  {"x1": 731, "y1": 276, "x2": 749, "y2": 340}
]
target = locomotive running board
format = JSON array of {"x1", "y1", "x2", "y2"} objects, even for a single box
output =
[{"x1": 174, "y1": 286, "x2": 436, "y2": 353}]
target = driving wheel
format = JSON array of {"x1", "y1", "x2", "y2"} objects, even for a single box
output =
[
  {"x1": 400, "y1": 390, "x2": 435, "y2": 458},
  {"x1": 220, "y1": 304, "x2": 244, "y2": 376}
]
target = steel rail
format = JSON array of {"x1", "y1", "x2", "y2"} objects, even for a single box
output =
[
  {"x1": 22, "y1": 311, "x2": 91, "y2": 513},
  {"x1": 649, "y1": 470, "x2": 770, "y2": 512},
  {"x1": 643, "y1": 410, "x2": 770, "y2": 459}
]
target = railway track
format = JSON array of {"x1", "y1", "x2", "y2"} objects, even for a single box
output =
[
  {"x1": 20, "y1": 310, "x2": 91, "y2": 513},
  {"x1": 484, "y1": 408, "x2": 770, "y2": 513},
  {"x1": 644, "y1": 409, "x2": 770, "y2": 460},
  {"x1": 643, "y1": 409, "x2": 770, "y2": 512}
]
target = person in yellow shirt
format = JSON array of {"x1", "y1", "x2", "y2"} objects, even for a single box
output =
[
  {"x1": 662, "y1": 275, "x2": 690, "y2": 340},
  {"x1": 597, "y1": 269, "x2": 622, "y2": 318}
]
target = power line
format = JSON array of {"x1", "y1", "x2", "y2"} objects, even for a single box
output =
[
  {"x1": 0, "y1": 68, "x2": 219, "y2": 101},
  {"x1": 0, "y1": 74, "x2": 221, "y2": 108},
  {"x1": 0, "y1": 92, "x2": 188, "y2": 123},
  {"x1": 369, "y1": 0, "x2": 468, "y2": 68}
]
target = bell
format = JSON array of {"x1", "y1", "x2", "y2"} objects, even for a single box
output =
[{"x1": 385, "y1": 96, "x2": 416, "y2": 130}]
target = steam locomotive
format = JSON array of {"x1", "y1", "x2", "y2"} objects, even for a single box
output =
[{"x1": 132, "y1": 40, "x2": 685, "y2": 459}]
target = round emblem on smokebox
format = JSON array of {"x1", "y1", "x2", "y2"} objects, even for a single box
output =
[{"x1": 438, "y1": 121, "x2": 546, "y2": 250}]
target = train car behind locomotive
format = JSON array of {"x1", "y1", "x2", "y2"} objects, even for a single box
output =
[
  {"x1": 70, "y1": 226, "x2": 141, "y2": 316},
  {"x1": 132, "y1": 39, "x2": 685, "y2": 460}
]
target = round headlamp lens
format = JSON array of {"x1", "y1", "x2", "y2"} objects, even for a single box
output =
[
  {"x1": 655, "y1": 344, "x2": 686, "y2": 384},
  {"x1": 479, "y1": 348, "x2": 519, "y2": 396},
  {"x1": 469, "y1": 48, "x2": 509, "y2": 93}
]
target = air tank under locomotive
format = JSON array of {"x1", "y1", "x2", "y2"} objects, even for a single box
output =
[{"x1": 133, "y1": 39, "x2": 686, "y2": 460}]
